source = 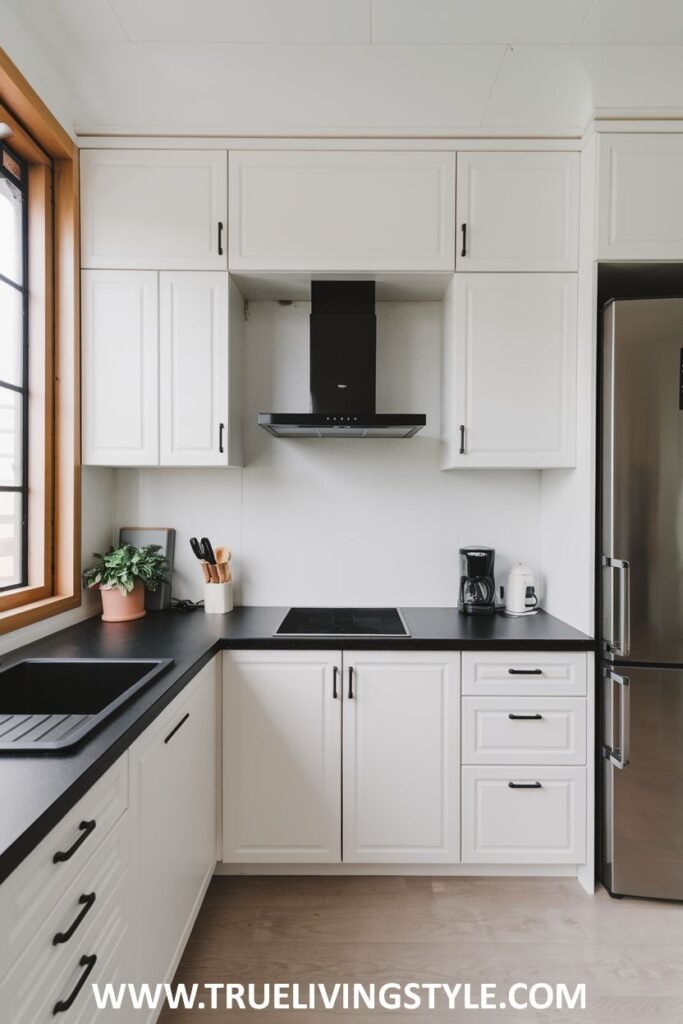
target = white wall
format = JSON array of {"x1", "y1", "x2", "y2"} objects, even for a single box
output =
[
  {"x1": 0, "y1": 467, "x2": 115, "y2": 655},
  {"x1": 114, "y1": 301, "x2": 542, "y2": 607}
]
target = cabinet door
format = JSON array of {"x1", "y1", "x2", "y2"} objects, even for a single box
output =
[
  {"x1": 82, "y1": 270, "x2": 159, "y2": 466},
  {"x1": 130, "y1": 660, "x2": 217, "y2": 998},
  {"x1": 81, "y1": 150, "x2": 227, "y2": 270},
  {"x1": 457, "y1": 152, "x2": 579, "y2": 270},
  {"x1": 159, "y1": 272, "x2": 229, "y2": 466},
  {"x1": 343, "y1": 651, "x2": 460, "y2": 863},
  {"x1": 229, "y1": 150, "x2": 455, "y2": 271},
  {"x1": 222, "y1": 651, "x2": 341, "y2": 863},
  {"x1": 442, "y1": 274, "x2": 577, "y2": 468},
  {"x1": 598, "y1": 134, "x2": 683, "y2": 259}
]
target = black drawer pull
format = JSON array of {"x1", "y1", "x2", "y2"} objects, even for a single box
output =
[
  {"x1": 53, "y1": 954, "x2": 97, "y2": 1014},
  {"x1": 348, "y1": 666, "x2": 354, "y2": 700},
  {"x1": 53, "y1": 820, "x2": 96, "y2": 863},
  {"x1": 53, "y1": 893, "x2": 96, "y2": 945},
  {"x1": 508, "y1": 713, "x2": 543, "y2": 721},
  {"x1": 164, "y1": 712, "x2": 190, "y2": 744},
  {"x1": 508, "y1": 668, "x2": 543, "y2": 676},
  {"x1": 218, "y1": 221, "x2": 224, "y2": 256},
  {"x1": 219, "y1": 422, "x2": 225, "y2": 453},
  {"x1": 332, "y1": 665, "x2": 339, "y2": 700},
  {"x1": 461, "y1": 222, "x2": 467, "y2": 257},
  {"x1": 508, "y1": 781, "x2": 542, "y2": 789}
]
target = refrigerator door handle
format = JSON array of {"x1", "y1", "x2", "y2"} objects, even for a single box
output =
[
  {"x1": 603, "y1": 556, "x2": 631, "y2": 657},
  {"x1": 603, "y1": 668, "x2": 630, "y2": 769}
]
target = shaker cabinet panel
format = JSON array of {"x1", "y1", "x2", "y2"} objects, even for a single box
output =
[
  {"x1": 342, "y1": 652, "x2": 460, "y2": 863},
  {"x1": 82, "y1": 270, "x2": 159, "y2": 466},
  {"x1": 159, "y1": 272, "x2": 230, "y2": 466},
  {"x1": 598, "y1": 134, "x2": 683, "y2": 259},
  {"x1": 442, "y1": 274, "x2": 577, "y2": 468},
  {"x1": 229, "y1": 150, "x2": 456, "y2": 271},
  {"x1": 222, "y1": 651, "x2": 342, "y2": 863},
  {"x1": 80, "y1": 149, "x2": 227, "y2": 270},
  {"x1": 457, "y1": 152, "x2": 579, "y2": 271}
]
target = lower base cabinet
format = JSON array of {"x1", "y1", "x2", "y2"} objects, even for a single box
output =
[{"x1": 130, "y1": 658, "x2": 218, "y2": 1017}]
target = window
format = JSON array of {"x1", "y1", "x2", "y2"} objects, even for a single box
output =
[
  {"x1": 0, "y1": 141, "x2": 28, "y2": 591},
  {"x1": 0, "y1": 48, "x2": 80, "y2": 633}
]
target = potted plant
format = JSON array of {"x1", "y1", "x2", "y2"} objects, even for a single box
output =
[{"x1": 83, "y1": 543, "x2": 168, "y2": 622}]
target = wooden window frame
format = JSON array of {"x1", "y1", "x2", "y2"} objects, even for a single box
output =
[{"x1": 0, "y1": 49, "x2": 80, "y2": 633}]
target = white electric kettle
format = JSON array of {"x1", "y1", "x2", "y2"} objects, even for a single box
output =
[{"x1": 504, "y1": 563, "x2": 539, "y2": 616}]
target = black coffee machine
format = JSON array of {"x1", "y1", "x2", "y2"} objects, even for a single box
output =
[{"x1": 458, "y1": 546, "x2": 496, "y2": 615}]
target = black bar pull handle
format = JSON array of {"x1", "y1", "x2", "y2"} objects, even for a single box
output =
[
  {"x1": 461, "y1": 222, "x2": 467, "y2": 258},
  {"x1": 459, "y1": 424, "x2": 465, "y2": 455},
  {"x1": 219, "y1": 422, "x2": 225, "y2": 453},
  {"x1": 508, "y1": 668, "x2": 543, "y2": 676},
  {"x1": 348, "y1": 666, "x2": 354, "y2": 700},
  {"x1": 508, "y1": 781, "x2": 542, "y2": 789},
  {"x1": 164, "y1": 712, "x2": 190, "y2": 744},
  {"x1": 218, "y1": 221, "x2": 224, "y2": 256},
  {"x1": 53, "y1": 954, "x2": 97, "y2": 1014},
  {"x1": 508, "y1": 713, "x2": 543, "y2": 720},
  {"x1": 53, "y1": 820, "x2": 96, "y2": 864},
  {"x1": 53, "y1": 893, "x2": 96, "y2": 946},
  {"x1": 332, "y1": 666, "x2": 339, "y2": 700}
]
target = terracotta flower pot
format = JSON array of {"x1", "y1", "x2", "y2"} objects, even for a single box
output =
[{"x1": 100, "y1": 582, "x2": 146, "y2": 622}]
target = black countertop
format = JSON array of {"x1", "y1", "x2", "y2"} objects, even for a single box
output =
[{"x1": 0, "y1": 606, "x2": 593, "y2": 884}]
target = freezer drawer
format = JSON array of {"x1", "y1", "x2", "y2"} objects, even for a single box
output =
[{"x1": 601, "y1": 663, "x2": 683, "y2": 899}]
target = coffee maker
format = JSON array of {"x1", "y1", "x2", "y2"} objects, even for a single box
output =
[{"x1": 458, "y1": 546, "x2": 496, "y2": 615}]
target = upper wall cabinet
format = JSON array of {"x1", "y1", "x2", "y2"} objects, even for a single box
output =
[
  {"x1": 442, "y1": 274, "x2": 577, "y2": 469},
  {"x1": 597, "y1": 134, "x2": 683, "y2": 259},
  {"x1": 80, "y1": 150, "x2": 228, "y2": 270},
  {"x1": 228, "y1": 151, "x2": 456, "y2": 272},
  {"x1": 456, "y1": 152, "x2": 579, "y2": 271}
]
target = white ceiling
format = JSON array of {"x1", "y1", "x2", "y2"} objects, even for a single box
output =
[{"x1": 2, "y1": 0, "x2": 683, "y2": 134}]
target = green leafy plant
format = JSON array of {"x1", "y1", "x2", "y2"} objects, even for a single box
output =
[{"x1": 83, "y1": 544, "x2": 168, "y2": 595}]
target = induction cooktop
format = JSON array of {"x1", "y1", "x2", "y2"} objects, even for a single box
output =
[{"x1": 274, "y1": 607, "x2": 410, "y2": 638}]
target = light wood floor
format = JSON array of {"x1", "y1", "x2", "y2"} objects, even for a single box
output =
[{"x1": 161, "y1": 876, "x2": 683, "y2": 1023}]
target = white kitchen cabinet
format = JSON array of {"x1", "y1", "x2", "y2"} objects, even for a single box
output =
[
  {"x1": 228, "y1": 150, "x2": 456, "y2": 272},
  {"x1": 462, "y1": 766, "x2": 587, "y2": 864},
  {"x1": 160, "y1": 272, "x2": 233, "y2": 466},
  {"x1": 83, "y1": 271, "x2": 243, "y2": 467},
  {"x1": 598, "y1": 134, "x2": 683, "y2": 259},
  {"x1": 342, "y1": 651, "x2": 460, "y2": 863},
  {"x1": 461, "y1": 651, "x2": 588, "y2": 697},
  {"x1": 82, "y1": 270, "x2": 159, "y2": 466},
  {"x1": 456, "y1": 152, "x2": 579, "y2": 271},
  {"x1": 222, "y1": 651, "x2": 342, "y2": 863},
  {"x1": 441, "y1": 273, "x2": 577, "y2": 468},
  {"x1": 462, "y1": 696, "x2": 587, "y2": 765},
  {"x1": 80, "y1": 149, "x2": 228, "y2": 270},
  {"x1": 130, "y1": 659, "x2": 217, "y2": 1009}
]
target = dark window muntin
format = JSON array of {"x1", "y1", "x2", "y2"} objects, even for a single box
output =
[{"x1": 0, "y1": 140, "x2": 29, "y2": 592}]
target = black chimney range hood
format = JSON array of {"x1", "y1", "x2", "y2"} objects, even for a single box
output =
[{"x1": 258, "y1": 281, "x2": 426, "y2": 438}]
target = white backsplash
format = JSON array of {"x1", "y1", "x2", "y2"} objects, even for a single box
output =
[{"x1": 114, "y1": 301, "x2": 542, "y2": 607}]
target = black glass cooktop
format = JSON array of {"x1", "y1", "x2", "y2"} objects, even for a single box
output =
[{"x1": 274, "y1": 607, "x2": 409, "y2": 637}]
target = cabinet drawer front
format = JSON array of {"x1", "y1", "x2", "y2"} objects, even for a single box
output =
[
  {"x1": 462, "y1": 766, "x2": 587, "y2": 864},
  {"x1": 0, "y1": 755, "x2": 128, "y2": 977},
  {"x1": 462, "y1": 652, "x2": 587, "y2": 696},
  {"x1": 462, "y1": 697, "x2": 586, "y2": 765}
]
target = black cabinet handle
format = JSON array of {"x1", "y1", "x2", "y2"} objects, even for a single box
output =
[
  {"x1": 53, "y1": 820, "x2": 96, "y2": 864},
  {"x1": 348, "y1": 666, "x2": 354, "y2": 700},
  {"x1": 53, "y1": 954, "x2": 97, "y2": 1014},
  {"x1": 219, "y1": 422, "x2": 225, "y2": 453},
  {"x1": 508, "y1": 668, "x2": 543, "y2": 676},
  {"x1": 332, "y1": 666, "x2": 339, "y2": 700},
  {"x1": 508, "y1": 713, "x2": 543, "y2": 720},
  {"x1": 461, "y1": 222, "x2": 467, "y2": 258},
  {"x1": 459, "y1": 424, "x2": 465, "y2": 455},
  {"x1": 508, "y1": 781, "x2": 542, "y2": 789},
  {"x1": 53, "y1": 893, "x2": 96, "y2": 945},
  {"x1": 218, "y1": 221, "x2": 224, "y2": 256},
  {"x1": 164, "y1": 712, "x2": 190, "y2": 744}
]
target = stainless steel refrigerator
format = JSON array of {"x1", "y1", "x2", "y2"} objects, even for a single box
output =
[{"x1": 600, "y1": 297, "x2": 683, "y2": 900}]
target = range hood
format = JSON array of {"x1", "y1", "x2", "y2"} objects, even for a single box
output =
[{"x1": 258, "y1": 281, "x2": 426, "y2": 438}]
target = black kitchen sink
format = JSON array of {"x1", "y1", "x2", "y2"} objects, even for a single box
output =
[{"x1": 0, "y1": 658, "x2": 174, "y2": 752}]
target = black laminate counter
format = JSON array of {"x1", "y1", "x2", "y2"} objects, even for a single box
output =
[{"x1": 0, "y1": 606, "x2": 593, "y2": 884}]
